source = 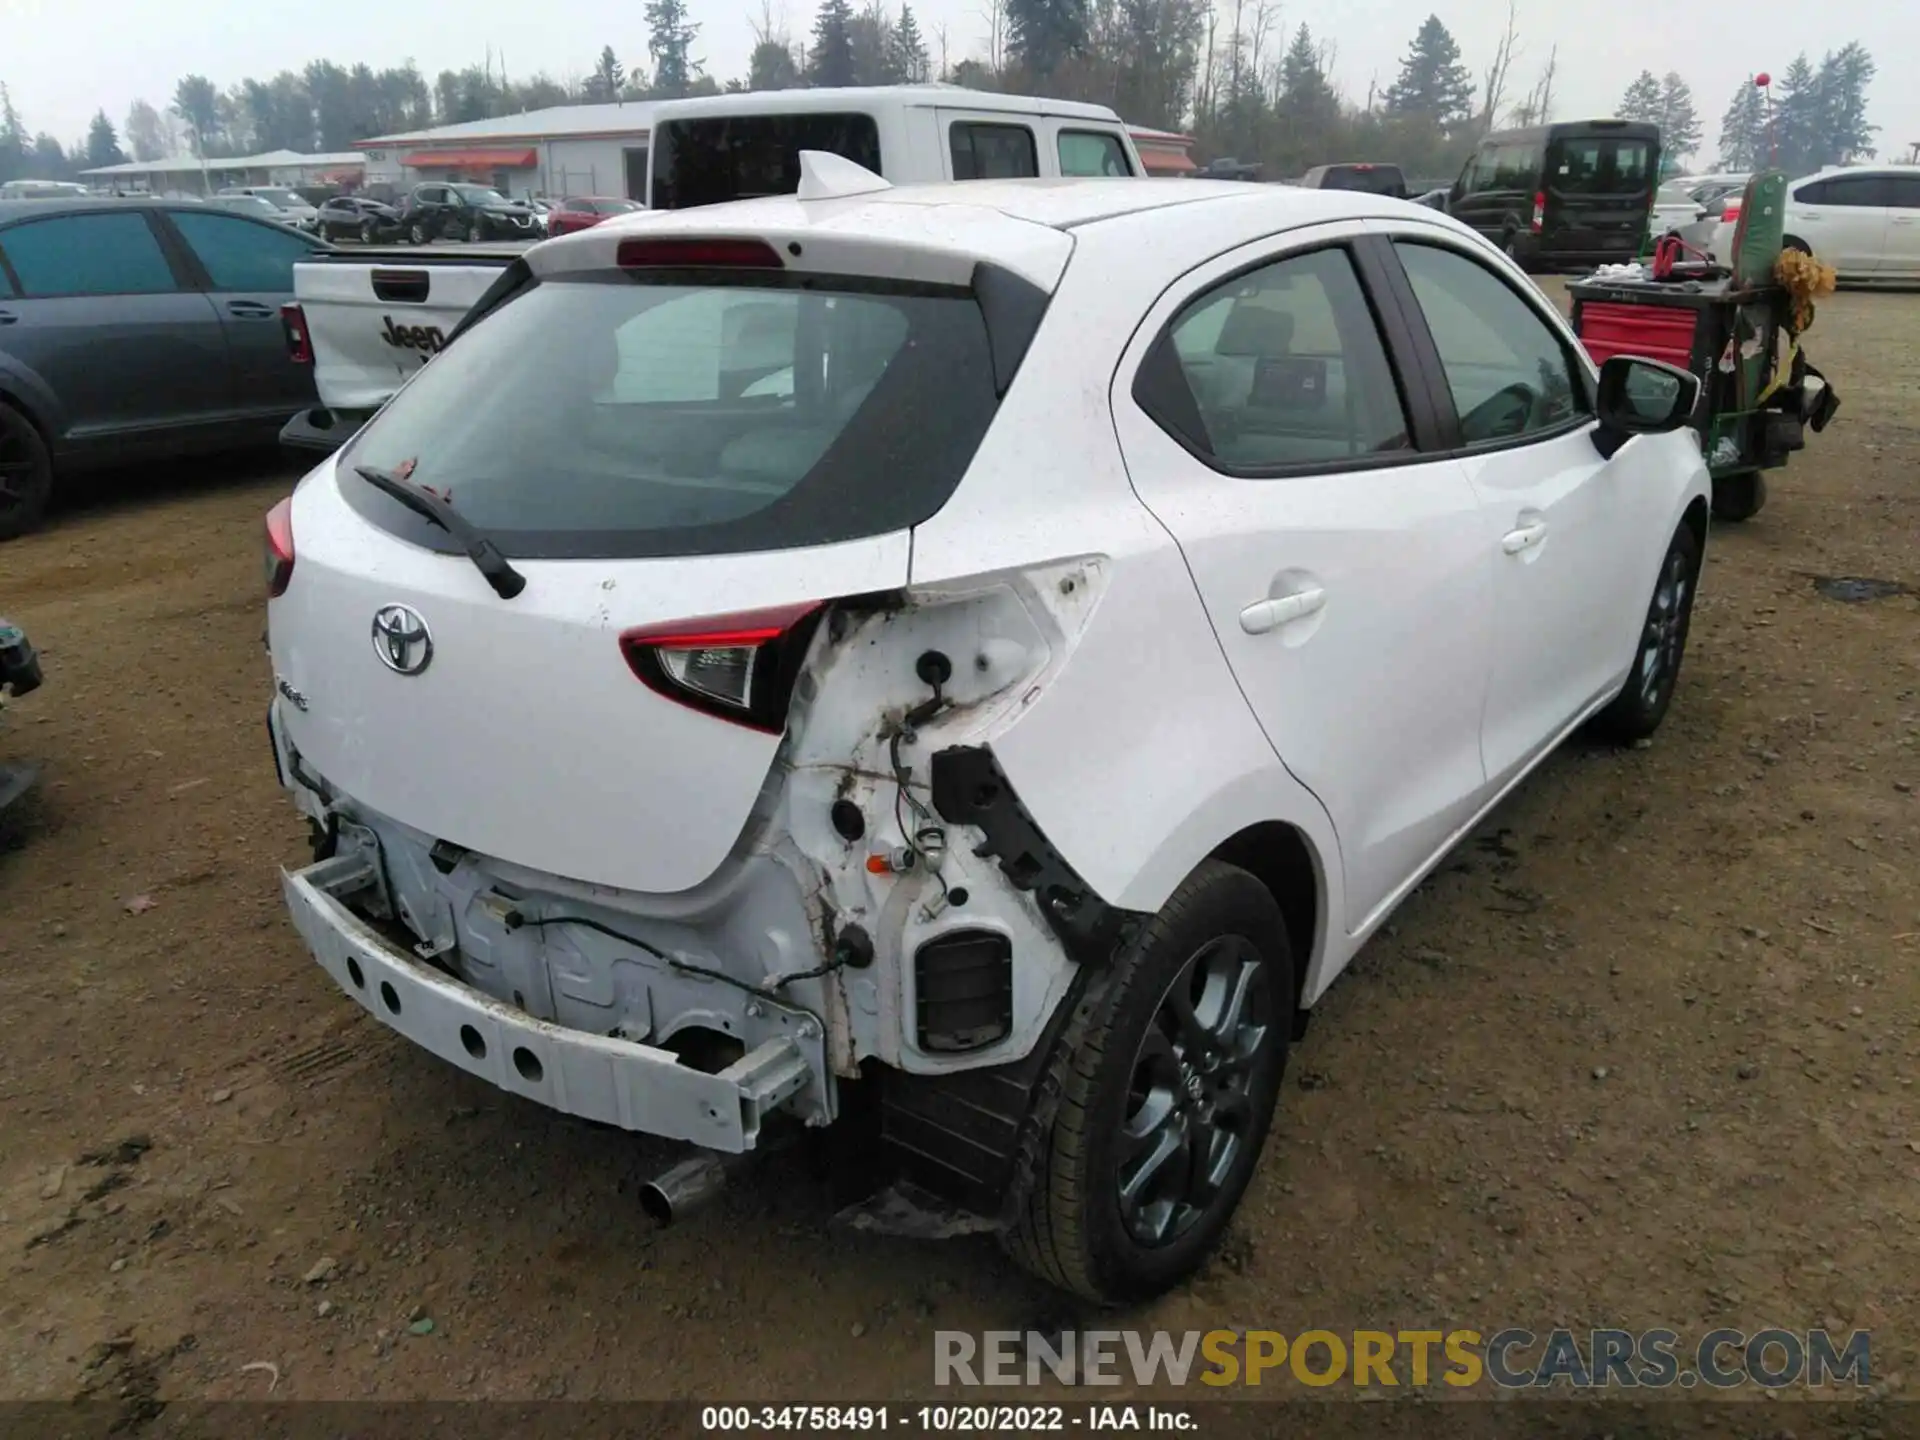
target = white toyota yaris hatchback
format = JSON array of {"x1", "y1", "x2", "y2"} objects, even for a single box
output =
[{"x1": 265, "y1": 157, "x2": 1709, "y2": 1303}]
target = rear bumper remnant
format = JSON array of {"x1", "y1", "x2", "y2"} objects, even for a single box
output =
[
  {"x1": 282, "y1": 853, "x2": 813, "y2": 1152},
  {"x1": 279, "y1": 406, "x2": 373, "y2": 456}
]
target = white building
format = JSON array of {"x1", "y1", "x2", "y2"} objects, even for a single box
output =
[
  {"x1": 76, "y1": 150, "x2": 365, "y2": 195},
  {"x1": 357, "y1": 103, "x2": 661, "y2": 203}
]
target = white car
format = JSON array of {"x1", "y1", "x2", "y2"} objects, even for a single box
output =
[
  {"x1": 1711, "y1": 165, "x2": 1920, "y2": 279},
  {"x1": 1650, "y1": 178, "x2": 1719, "y2": 251},
  {"x1": 263, "y1": 158, "x2": 1709, "y2": 1303}
]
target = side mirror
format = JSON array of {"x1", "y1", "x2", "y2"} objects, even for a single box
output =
[{"x1": 1593, "y1": 355, "x2": 1700, "y2": 459}]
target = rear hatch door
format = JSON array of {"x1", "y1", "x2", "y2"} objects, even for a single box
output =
[
  {"x1": 272, "y1": 233, "x2": 1026, "y2": 895},
  {"x1": 1546, "y1": 132, "x2": 1658, "y2": 253}
]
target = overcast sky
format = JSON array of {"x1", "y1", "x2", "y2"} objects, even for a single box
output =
[{"x1": 5, "y1": 0, "x2": 1916, "y2": 164}]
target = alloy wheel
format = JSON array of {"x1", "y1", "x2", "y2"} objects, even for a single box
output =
[
  {"x1": 1116, "y1": 935, "x2": 1273, "y2": 1247},
  {"x1": 1638, "y1": 546, "x2": 1692, "y2": 707}
]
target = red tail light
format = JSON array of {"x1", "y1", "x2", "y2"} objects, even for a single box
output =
[
  {"x1": 616, "y1": 237, "x2": 785, "y2": 270},
  {"x1": 1721, "y1": 199, "x2": 1743, "y2": 222},
  {"x1": 1530, "y1": 191, "x2": 1546, "y2": 234},
  {"x1": 619, "y1": 601, "x2": 824, "y2": 732},
  {"x1": 280, "y1": 303, "x2": 313, "y2": 364},
  {"x1": 264, "y1": 498, "x2": 295, "y2": 598}
]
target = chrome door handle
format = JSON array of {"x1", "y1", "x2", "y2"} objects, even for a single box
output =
[{"x1": 1239, "y1": 587, "x2": 1326, "y2": 635}]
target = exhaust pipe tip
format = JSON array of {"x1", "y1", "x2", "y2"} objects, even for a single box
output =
[{"x1": 641, "y1": 1152, "x2": 731, "y2": 1226}]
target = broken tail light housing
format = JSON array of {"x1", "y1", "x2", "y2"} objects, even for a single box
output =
[
  {"x1": 620, "y1": 601, "x2": 825, "y2": 733},
  {"x1": 1530, "y1": 191, "x2": 1546, "y2": 234},
  {"x1": 280, "y1": 303, "x2": 313, "y2": 364},
  {"x1": 616, "y1": 237, "x2": 785, "y2": 270},
  {"x1": 264, "y1": 497, "x2": 295, "y2": 598}
]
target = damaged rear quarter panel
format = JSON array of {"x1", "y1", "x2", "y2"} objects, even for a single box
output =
[{"x1": 777, "y1": 561, "x2": 1105, "y2": 1072}]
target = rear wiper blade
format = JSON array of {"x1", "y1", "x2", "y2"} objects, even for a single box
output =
[{"x1": 353, "y1": 465, "x2": 526, "y2": 600}]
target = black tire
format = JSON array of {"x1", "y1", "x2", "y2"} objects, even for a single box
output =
[
  {"x1": 1002, "y1": 861, "x2": 1293, "y2": 1304},
  {"x1": 0, "y1": 399, "x2": 53, "y2": 543},
  {"x1": 1591, "y1": 521, "x2": 1702, "y2": 744},
  {"x1": 1711, "y1": 471, "x2": 1766, "y2": 522},
  {"x1": 407, "y1": 220, "x2": 429, "y2": 245},
  {"x1": 359, "y1": 218, "x2": 377, "y2": 244},
  {"x1": 1783, "y1": 236, "x2": 1811, "y2": 256}
]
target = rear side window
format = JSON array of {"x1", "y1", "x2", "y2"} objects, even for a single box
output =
[
  {"x1": 342, "y1": 270, "x2": 1010, "y2": 559},
  {"x1": 169, "y1": 211, "x2": 315, "y2": 291},
  {"x1": 951, "y1": 123, "x2": 1038, "y2": 180},
  {"x1": 1138, "y1": 245, "x2": 1411, "y2": 471},
  {"x1": 1887, "y1": 176, "x2": 1920, "y2": 210},
  {"x1": 1799, "y1": 174, "x2": 1888, "y2": 207},
  {"x1": 1058, "y1": 131, "x2": 1132, "y2": 177},
  {"x1": 651, "y1": 114, "x2": 882, "y2": 209},
  {"x1": 0, "y1": 213, "x2": 177, "y2": 297},
  {"x1": 1394, "y1": 241, "x2": 1586, "y2": 444},
  {"x1": 1321, "y1": 166, "x2": 1406, "y2": 196},
  {"x1": 1552, "y1": 136, "x2": 1653, "y2": 194}
]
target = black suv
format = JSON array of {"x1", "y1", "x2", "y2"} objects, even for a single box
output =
[{"x1": 399, "y1": 183, "x2": 540, "y2": 244}]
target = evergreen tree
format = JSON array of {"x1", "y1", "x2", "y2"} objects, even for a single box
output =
[
  {"x1": 1617, "y1": 70, "x2": 1662, "y2": 123},
  {"x1": 749, "y1": 41, "x2": 802, "y2": 90},
  {"x1": 0, "y1": 84, "x2": 27, "y2": 185},
  {"x1": 1657, "y1": 73, "x2": 1701, "y2": 163},
  {"x1": 85, "y1": 110, "x2": 127, "y2": 169},
  {"x1": 1717, "y1": 76, "x2": 1766, "y2": 170},
  {"x1": 1007, "y1": 0, "x2": 1090, "y2": 81},
  {"x1": 646, "y1": 0, "x2": 703, "y2": 97},
  {"x1": 892, "y1": 5, "x2": 931, "y2": 84},
  {"x1": 809, "y1": 0, "x2": 859, "y2": 86},
  {"x1": 1773, "y1": 54, "x2": 1819, "y2": 173},
  {"x1": 1383, "y1": 16, "x2": 1475, "y2": 132},
  {"x1": 585, "y1": 45, "x2": 625, "y2": 102},
  {"x1": 1813, "y1": 42, "x2": 1877, "y2": 165},
  {"x1": 1275, "y1": 26, "x2": 1339, "y2": 134}
]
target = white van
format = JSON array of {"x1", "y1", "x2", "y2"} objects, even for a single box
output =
[{"x1": 646, "y1": 84, "x2": 1144, "y2": 209}]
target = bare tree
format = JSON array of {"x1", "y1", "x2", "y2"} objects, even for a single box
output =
[
  {"x1": 1478, "y1": 0, "x2": 1520, "y2": 136},
  {"x1": 975, "y1": 0, "x2": 1005, "y2": 72},
  {"x1": 932, "y1": 21, "x2": 951, "y2": 80},
  {"x1": 1510, "y1": 42, "x2": 1557, "y2": 126}
]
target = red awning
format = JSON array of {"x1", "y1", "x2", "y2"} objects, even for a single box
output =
[{"x1": 401, "y1": 148, "x2": 538, "y2": 169}]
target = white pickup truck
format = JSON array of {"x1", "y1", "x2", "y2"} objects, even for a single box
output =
[
  {"x1": 278, "y1": 85, "x2": 1143, "y2": 456},
  {"x1": 279, "y1": 244, "x2": 529, "y2": 453}
]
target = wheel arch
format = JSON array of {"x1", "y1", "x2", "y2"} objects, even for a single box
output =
[
  {"x1": 1205, "y1": 819, "x2": 1325, "y2": 1028},
  {"x1": 1682, "y1": 492, "x2": 1709, "y2": 555},
  {"x1": 0, "y1": 365, "x2": 65, "y2": 451}
]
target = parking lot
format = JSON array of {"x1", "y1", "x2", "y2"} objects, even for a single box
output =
[{"x1": 0, "y1": 278, "x2": 1916, "y2": 1411}]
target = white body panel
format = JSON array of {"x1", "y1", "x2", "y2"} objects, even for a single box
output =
[
  {"x1": 293, "y1": 254, "x2": 518, "y2": 411},
  {"x1": 273, "y1": 461, "x2": 912, "y2": 894}
]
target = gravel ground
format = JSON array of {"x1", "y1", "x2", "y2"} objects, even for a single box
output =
[{"x1": 0, "y1": 281, "x2": 1915, "y2": 1419}]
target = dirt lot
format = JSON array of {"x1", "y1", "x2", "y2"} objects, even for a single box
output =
[{"x1": 0, "y1": 281, "x2": 1916, "y2": 1416}]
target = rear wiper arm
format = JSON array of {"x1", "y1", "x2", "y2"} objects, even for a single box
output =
[{"x1": 353, "y1": 465, "x2": 526, "y2": 600}]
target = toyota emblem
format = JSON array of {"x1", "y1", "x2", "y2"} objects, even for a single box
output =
[{"x1": 371, "y1": 604, "x2": 433, "y2": 675}]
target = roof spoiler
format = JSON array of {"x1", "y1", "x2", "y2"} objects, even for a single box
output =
[{"x1": 796, "y1": 150, "x2": 892, "y2": 203}]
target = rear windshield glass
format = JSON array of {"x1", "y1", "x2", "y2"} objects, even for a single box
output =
[
  {"x1": 340, "y1": 270, "x2": 1003, "y2": 560},
  {"x1": 1321, "y1": 166, "x2": 1405, "y2": 196},
  {"x1": 1551, "y1": 137, "x2": 1653, "y2": 194},
  {"x1": 651, "y1": 114, "x2": 882, "y2": 210}
]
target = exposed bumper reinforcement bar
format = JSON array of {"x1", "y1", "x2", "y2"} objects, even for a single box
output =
[{"x1": 282, "y1": 853, "x2": 811, "y2": 1153}]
